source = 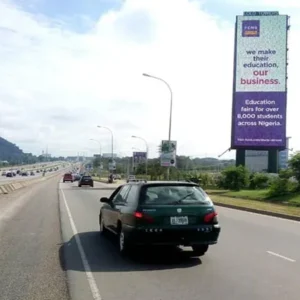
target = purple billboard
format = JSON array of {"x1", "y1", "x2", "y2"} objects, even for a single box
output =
[
  {"x1": 233, "y1": 92, "x2": 286, "y2": 147},
  {"x1": 231, "y1": 14, "x2": 288, "y2": 149},
  {"x1": 133, "y1": 151, "x2": 147, "y2": 164}
]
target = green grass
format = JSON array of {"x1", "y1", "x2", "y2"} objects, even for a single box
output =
[{"x1": 205, "y1": 188, "x2": 300, "y2": 217}]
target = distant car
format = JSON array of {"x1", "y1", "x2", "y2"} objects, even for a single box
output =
[
  {"x1": 63, "y1": 173, "x2": 73, "y2": 183},
  {"x1": 6, "y1": 172, "x2": 13, "y2": 177},
  {"x1": 73, "y1": 174, "x2": 81, "y2": 181},
  {"x1": 2, "y1": 171, "x2": 6, "y2": 176},
  {"x1": 99, "y1": 181, "x2": 221, "y2": 256},
  {"x1": 30, "y1": 171, "x2": 35, "y2": 176},
  {"x1": 78, "y1": 175, "x2": 94, "y2": 187},
  {"x1": 126, "y1": 175, "x2": 136, "y2": 183},
  {"x1": 21, "y1": 172, "x2": 28, "y2": 176}
]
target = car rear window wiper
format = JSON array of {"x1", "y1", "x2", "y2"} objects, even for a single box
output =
[{"x1": 170, "y1": 192, "x2": 196, "y2": 204}]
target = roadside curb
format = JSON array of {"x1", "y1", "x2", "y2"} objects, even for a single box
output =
[{"x1": 214, "y1": 201, "x2": 300, "y2": 222}]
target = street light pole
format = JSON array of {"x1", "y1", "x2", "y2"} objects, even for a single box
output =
[
  {"x1": 143, "y1": 73, "x2": 173, "y2": 180},
  {"x1": 97, "y1": 126, "x2": 114, "y2": 172},
  {"x1": 132, "y1": 136, "x2": 148, "y2": 177},
  {"x1": 89, "y1": 139, "x2": 102, "y2": 157}
]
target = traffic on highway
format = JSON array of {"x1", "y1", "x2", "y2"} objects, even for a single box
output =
[
  {"x1": 0, "y1": 167, "x2": 298, "y2": 300},
  {"x1": 0, "y1": 162, "x2": 65, "y2": 185}
]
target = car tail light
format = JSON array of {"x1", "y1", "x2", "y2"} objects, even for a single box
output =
[
  {"x1": 204, "y1": 212, "x2": 218, "y2": 224},
  {"x1": 134, "y1": 211, "x2": 154, "y2": 223}
]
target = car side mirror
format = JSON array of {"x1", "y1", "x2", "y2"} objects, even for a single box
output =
[{"x1": 100, "y1": 197, "x2": 109, "y2": 203}]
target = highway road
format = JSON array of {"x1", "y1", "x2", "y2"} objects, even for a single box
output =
[
  {"x1": 0, "y1": 164, "x2": 68, "y2": 185},
  {"x1": 0, "y1": 177, "x2": 299, "y2": 300}
]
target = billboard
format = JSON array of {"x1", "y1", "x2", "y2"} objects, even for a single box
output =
[
  {"x1": 231, "y1": 12, "x2": 288, "y2": 149},
  {"x1": 133, "y1": 152, "x2": 147, "y2": 164},
  {"x1": 102, "y1": 153, "x2": 117, "y2": 158},
  {"x1": 160, "y1": 140, "x2": 177, "y2": 167}
]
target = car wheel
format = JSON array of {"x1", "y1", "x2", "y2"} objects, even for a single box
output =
[
  {"x1": 99, "y1": 215, "x2": 108, "y2": 236},
  {"x1": 63, "y1": 180, "x2": 65, "y2": 183},
  {"x1": 118, "y1": 225, "x2": 131, "y2": 256},
  {"x1": 191, "y1": 245, "x2": 209, "y2": 256},
  {"x1": 78, "y1": 184, "x2": 81, "y2": 187},
  {"x1": 91, "y1": 184, "x2": 94, "y2": 187}
]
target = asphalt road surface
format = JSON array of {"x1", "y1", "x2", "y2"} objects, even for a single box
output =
[
  {"x1": 0, "y1": 177, "x2": 299, "y2": 300},
  {"x1": 60, "y1": 180, "x2": 300, "y2": 300},
  {"x1": 0, "y1": 173, "x2": 43, "y2": 184},
  {"x1": 0, "y1": 174, "x2": 69, "y2": 300}
]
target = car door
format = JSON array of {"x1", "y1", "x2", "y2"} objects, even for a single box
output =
[
  {"x1": 102, "y1": 186, "x2": 123, "y2": 231},
  {"x1": 110, "y1": 185, "x2": 132, "y2": 233}
]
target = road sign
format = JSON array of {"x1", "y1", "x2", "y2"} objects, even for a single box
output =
[{"x1": 160, "y1": 140, "x2": 177, "y2": 167}]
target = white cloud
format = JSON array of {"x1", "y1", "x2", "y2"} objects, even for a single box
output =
[{"x1": 0, "y1": 0, "x2": 299, "y2": 158}]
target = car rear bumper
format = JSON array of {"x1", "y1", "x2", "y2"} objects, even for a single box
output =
[{"x1": 123, "y1": 224, "x2": 221, "y2": 246}]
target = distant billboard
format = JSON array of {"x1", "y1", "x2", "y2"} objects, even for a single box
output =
[
  {"x1": 133, "y1": 152, "x2": 147, "y2": 164},
  {"x1": 231, "y1": 13, "x2": 289, "y2": 149},
  {"x1": 102, "y1": 153, "x2": 117, "y2": 158},
  {"x1": 160, "y1": 140, "x2": 177, "y2": 167}
]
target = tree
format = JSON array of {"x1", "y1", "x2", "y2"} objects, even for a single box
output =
[
  {"x1": 93, "y1": 157, "x2": 101, "y2": 169},
  {"x1": 289, "y1": 153, "x2": 300, "y2": 190}
]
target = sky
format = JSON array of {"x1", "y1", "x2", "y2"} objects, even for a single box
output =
[{"x1": 0, "y1": 0, "x2": 299, "y2": 159}]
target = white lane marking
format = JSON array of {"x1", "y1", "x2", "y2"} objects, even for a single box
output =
[
  {"x1": 267, "y1": 251, "x2": 296, "y2": 263},
  {"x1": 216, "y1": 205, "x2": 300, "y2": 224},
  {"x1": 61, "y1": 188, "x2": 102, "y2": 300}
]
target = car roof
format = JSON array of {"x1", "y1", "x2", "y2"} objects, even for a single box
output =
[{"x1": 125, "y1": 181, "x2": 199, "y2": 187}]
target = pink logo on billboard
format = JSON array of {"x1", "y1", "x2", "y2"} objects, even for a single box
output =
[{"x1": 242, "y1": 20, "x2": 260, "y2": 37}]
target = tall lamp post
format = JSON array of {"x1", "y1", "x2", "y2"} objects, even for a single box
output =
[
  {"x1": 132, "y1": 135, "x2": 148, "y2": 177},
  {"x1": 97, "y1": 126, "x2": 114, "y2": 173},
  {"x1": 89, "y1": 139, "x2": 102, "y2": 157},
  {"x1": 143, "y1": 73, "x2": 173, "y2": 180}
]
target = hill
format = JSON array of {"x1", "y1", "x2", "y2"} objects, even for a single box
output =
[{"x1": 0, "y1": 136, "x2": 24, "y2": 163}]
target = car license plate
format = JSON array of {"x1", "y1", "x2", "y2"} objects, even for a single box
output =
[{"x1": 170, "y1": 216, "x2": 188, "y2": 225}]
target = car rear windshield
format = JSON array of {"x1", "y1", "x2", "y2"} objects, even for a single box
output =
[
  {"x1": 140, "y1": 185, "x2": 212, "y2": 205},
  {"x1": 82, "y1": 176, "x2": 92, "y2": 179}
]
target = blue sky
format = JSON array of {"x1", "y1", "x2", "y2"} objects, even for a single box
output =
[
  {"x1": 1, "y1": 0, "x2": 299, "y2": 157},
  {"x1": 12, "y1": 0, "x2": 245, "y2": 32},
  {"x1": 13, "y1": 0, "x2": 123, "y2": 32},
  {"x1": 11, "y1": 0, "x2": 294, "y2": 33}
]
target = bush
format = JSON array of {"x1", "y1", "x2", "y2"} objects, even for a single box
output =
[
  {"x1": 289, "y1": 153, "x2": 300, "y2": 186},
  {"x1": 249, "y1": 173, "x2": 270, "y2": 189},
  {"x1": 268, "y1": 177, "x2": 289, "y2": 198},
  {"x1": 219, "y1": 165, "x2": 249, "y2": 191}
]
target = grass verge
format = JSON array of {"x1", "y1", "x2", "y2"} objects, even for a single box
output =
[{"x1": 206, "y1": 189, "x2": 300, "y2": 218}]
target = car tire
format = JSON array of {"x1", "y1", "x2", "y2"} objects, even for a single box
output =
[
  {"x1": 118, "y1": 225, "x2": 131, "y2": 256},
  {"x1": 63, "y1": 180, "x2": 65, "y2": 183},
  {"x1": 78, "y1": 184, "x2": 81, "y2": 187},
  {"x1": 91, "y1": 184, "x2": 94, "y2": 187},
  {"x1": 191, "y1": 245, "x2": 209, "y2": 257}
]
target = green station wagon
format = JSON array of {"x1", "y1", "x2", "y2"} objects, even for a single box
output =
[{"x1": 99, "y1": 181, "x2": 221, "y2": 256}]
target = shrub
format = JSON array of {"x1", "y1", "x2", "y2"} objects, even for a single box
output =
[
  {"x1": 249, "y1": 173, "x2": 270, "y2": 189},
  {"x1": 219, "y1": 165, "x2": 249, "y2": 191},
  {"x1": 268, "y1": 177, "x2": 289, "y2": 198}
]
